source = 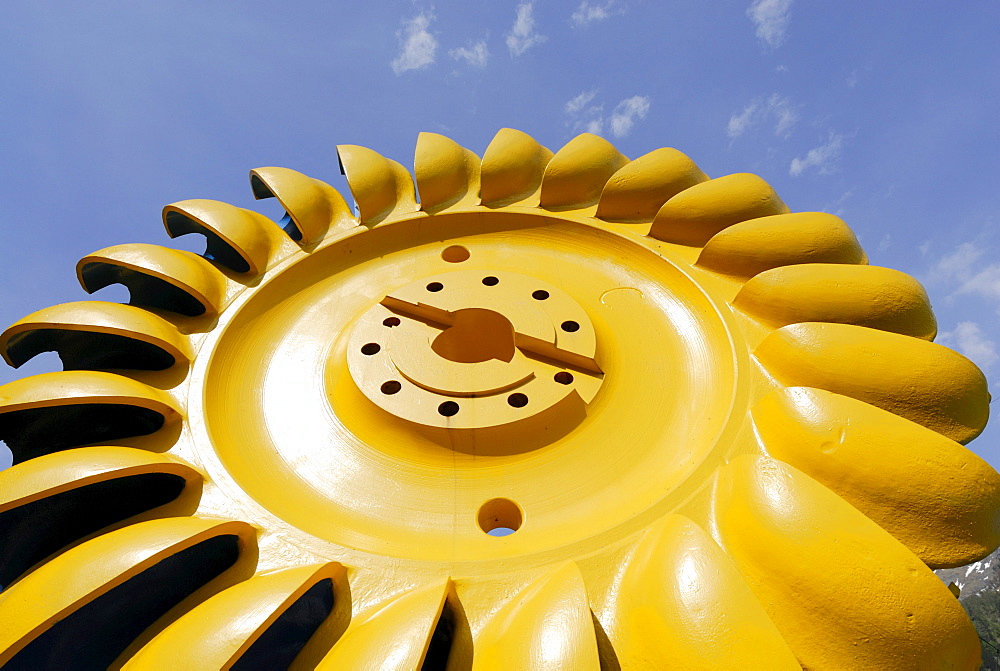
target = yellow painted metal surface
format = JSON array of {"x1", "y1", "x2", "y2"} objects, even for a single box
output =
[
  {"x1": 124, "y1": 563, "x2": 343, "y2": 670},
  {"x1": 0, "y1": 128, "x2": 996, "y2": 669},
  {"x1": 162, "y1": 199, "x2": 283, "y2": 277}
]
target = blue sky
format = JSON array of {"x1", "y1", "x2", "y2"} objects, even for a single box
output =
[{"x1": 1, "y1": 1, "x2": 999, "y2": 469}]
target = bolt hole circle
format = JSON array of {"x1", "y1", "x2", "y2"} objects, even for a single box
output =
[
  {"x1": 361, "y1": 343, "x2": 381, "y2": 355},
  {"x1": 426, "y1": 282, "x2": 444, "y2": 292},
  {"x1": 532, "y1": 290, "x2": 549, "y2": 300},
  {"x1": 507, "y1": 393, "x2": 528, "y2": 408},
  {"x1": 561, "y1": 320, "x2": 580, "y2": 333},
  {"x1": 438, "y1": 401, "x2": 460, "y2": 417},
  {"x1": 382, "y1": 317, "x2": 401, "y2": 327},
  {"x1": 478, "y1": 498, "x2": 522, "y2": 535},
  {"x1": 441, "y1": 245, "x2": 470, "y2": 263},
  {"x1": 554, "y1": 372, "x2": 574, "y2": 385},
  {"x1": 380, "y1": 381, "x2": 401, "y2": 395},
  {"x1": 482, "y1": 276, "x2": 499, "y2": 286}
]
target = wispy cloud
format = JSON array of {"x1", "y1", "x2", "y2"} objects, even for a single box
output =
[
  {"x1": 449, "y1": 40, "x2": 489, "y2": 68},
  {"x1": 789, "y1": 132, "x2": 843, "y2": 176},
  {"x1": 565, "y1": 89, "x2": 604, "y2": 133},
  {"x1": 391, "y1": 13, "x2": 437, "y2": 75},
  {"x1": 928, "y1": 241, "x2": 1000, "y2": 305},
  {"x1": 609, "y1": 95, "x2": 650, "y2": 137},
  {"x1": 938, "y1": 321, "x2": 999, "y2": 369},
  {"x1": 932, "y1": 243, "x2": 986, "y2": 284},
  {"x1": 747, "y1": 0, "x2": 793, "y2": 48},
  {"x1": 571, "y1": 1, "x2": 624, "y2": 26},
  {"x1": 507, "y1": 2, "x2": 546, "y2": 56},
  {"x1": 565, "y1": 90, "x2": 598, "y2": 115},
  {"x1": 565, "y1": 91, "x2": 650, "y2": 138},
  {"x1": 727, "y1": 94, "x2": 798, "y2": 138}
]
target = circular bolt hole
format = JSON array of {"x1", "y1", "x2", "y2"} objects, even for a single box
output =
[
  {"x1": 482, "y1": 276, "x2": 499, "y2": 286},
  {"x1": 532, "y1": 290, "x2": 549, "y2": 300},
  {"x1": 478, "y1": 498, "x2": 523, "y2": 536},
  {"x1": 361, "y1": 343, "x2": 381, "y2": 355},
  {"x1": 382, "y1": 317, "x2": 401, "y2": 327},
  {"x1": 380, "y1": 380, "x2": 402, "y2": 395},
  {"x1": 426, "y1": 282, "x2": 444, "y2": 292},
  {"x1": 507, "y1": 393, "x2": 528, "y2": 408},
  {"x1": 561, "y1": 320, "x2": 580, "y2": 333},
  {"x1": 438, "y1": 401, "x2": 460, "y2": 417},
  {"x1": 554, "y1": 372, "x2": 574, "y2": 385},
  {"x1": 441, "y1": 245, "x2": 470, "y2": 263}
]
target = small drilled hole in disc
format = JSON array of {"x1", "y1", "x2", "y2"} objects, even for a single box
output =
[
  {"x1": 482, "y1": 276, "x2": 499, "y2": 286},
  {"x1": 561, "y1": 320, "x2": 580, "y2": 333},
  {"x1": 361, "y1": 343, "x2": 381, "y2": 355},
  {"x1": 438, "y1": 401, "x2": 459, "y2": 417},
  {"x1": 441, "y1": 245, "x2": 470, "y2": 263},
  {"x1": 507, "y1": 393, "x2": 528, "y2": 408},
  {"x1": 532, "y1": 290, "x2": 549, "y2": 300},
  {"x1": 478, "y1": 498, "x2": 523, "y2": 535},
  {"x1": 554, "y1": 372, "x2": 574, "y2": 385},
  {"x1": 380, "y1": 381, "x2": 401, "y2": 395},
  {"x1": 383, "y1": 317, "x2": 401, "y2": 327},
  {"x1": 426, "y1": 282, "x2": 444, "y2": 292}
]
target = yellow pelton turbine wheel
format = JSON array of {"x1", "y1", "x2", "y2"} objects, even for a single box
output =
[{"x1": 0, "y1": 129, "x2": 997, "y2": 670}]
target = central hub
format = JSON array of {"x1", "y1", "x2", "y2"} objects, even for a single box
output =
[
  {"x1": 347, "y1": 269, "x2": 604, "y2": 429},
  {"x1": 432, "y1": 308, "x2": 516, "y2": 364}
]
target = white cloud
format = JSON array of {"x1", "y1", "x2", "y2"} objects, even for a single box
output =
[
  {"x1": 929, "y1": 242, "x2": 1000, "y2": 302},
  {"x1": 391, "y1": 13, "x2": 437, "y2": 75},
  {"x1": 771, "y1": 96, "x2": 798, "y2": 136},
  {"x1": 747, "y1": 0, "x2": 793, "y2": 48},
  {"x1": 564, "y1": 91, "x2": 649, "y2": 137},
  {"x1": 727, "y1": 94, "x2": 798, "y2": 138},
  {"x1": 933, "y1": 243, "x2": 985, "y2": 284},
  {"x1": 938, "y1": 321, "x2": 999, "y2": 369},
  {"x1": 566, "y1": 90, "x2": 598, "y2": 115},
  {"x1": 727, "y1": 101, "x2": 760, "y2": 138},
  {"x1": 571, "y1": 1, "x2": 623, "y2": 26},
  {"x1": 609, "y1": 95, "x2": 650, "y2": 137},
  {"x1": 449, "y1": 40, "x2": 489, "y2": 68},
  {"x1": 564, "y1": 89, "x2": 603, "y2": 132},
  {"x1": 789, "y1": 133, "x2": 843, "y2": 176},
  {"x1": 507, "y1": 3, "x2": 546, "y2": 56},
  {"x1": 957, "y1": 265, "x2": 1000, "y2": 301}
]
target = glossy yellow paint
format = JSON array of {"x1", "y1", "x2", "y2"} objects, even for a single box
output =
[
  {"x1": 124, "y1": 563, "x2": 342, "y2": 670},
  {"x1": 77, "y1": 242, "x2": 227, "y2": 317},
  {"x1": 696, "y1": 211, "x2": 866, "y2": 277},
  {"x1": 716, "y1": 455, "x2": 981, "y2": 670},
  {"x1": 0, "y1": 128, "x2": 996, "y2": 669},
  {"x1": 415, "y1": 131, "x2": 481, "y2": 212},
  {"x1": 756, "y1": 321, "x2": 989, "y2": 443},
  {"x1": 0, "y1": 517, "x2": 256, "y2": 666},
  {"x1": 480, "y1": 127, "x2": 553, "y2": 206},
  {"x1": 735, "y1": 263, "x2": 937, "y2": 339},
  {"x1": 473, "y1": 563, "x2": 599, "y2": 670},
  {"x1": 649, "y1": 172, "x2": 788, "y2": 246},
  {"x1": 754, "y1": 387, "x2": 1000, "y2": 568},
  {"x1": 316, "y1": 580, "x2": 450, "y2": 670},
  {"x1": 539, "y1": 133, "x2": 628, "y2": 209},
  {"x1": 163, "y1": 199, "x2": 283, "y2": 276},
  {"x1": 608, "y1": 514, "x2": 799, "y2": 669},
  {"x1": 0, "y1": 300, "x2": 191, "y2": 369},
  {"x1": 0, "y1": 369, "x2": 180, "y2": 423},
  {"x1": 0, "y1": 446, "x2": 198, "y2": 514},
  {"x1": 595, "y1": 147, "x2": 708, "y2": 222},
  {"x1": 337, "y1": 144, "x2": 419, "y2": 225},
  {"x1": 249, "y1": 166, "x2": 352, "y2": 244}
]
